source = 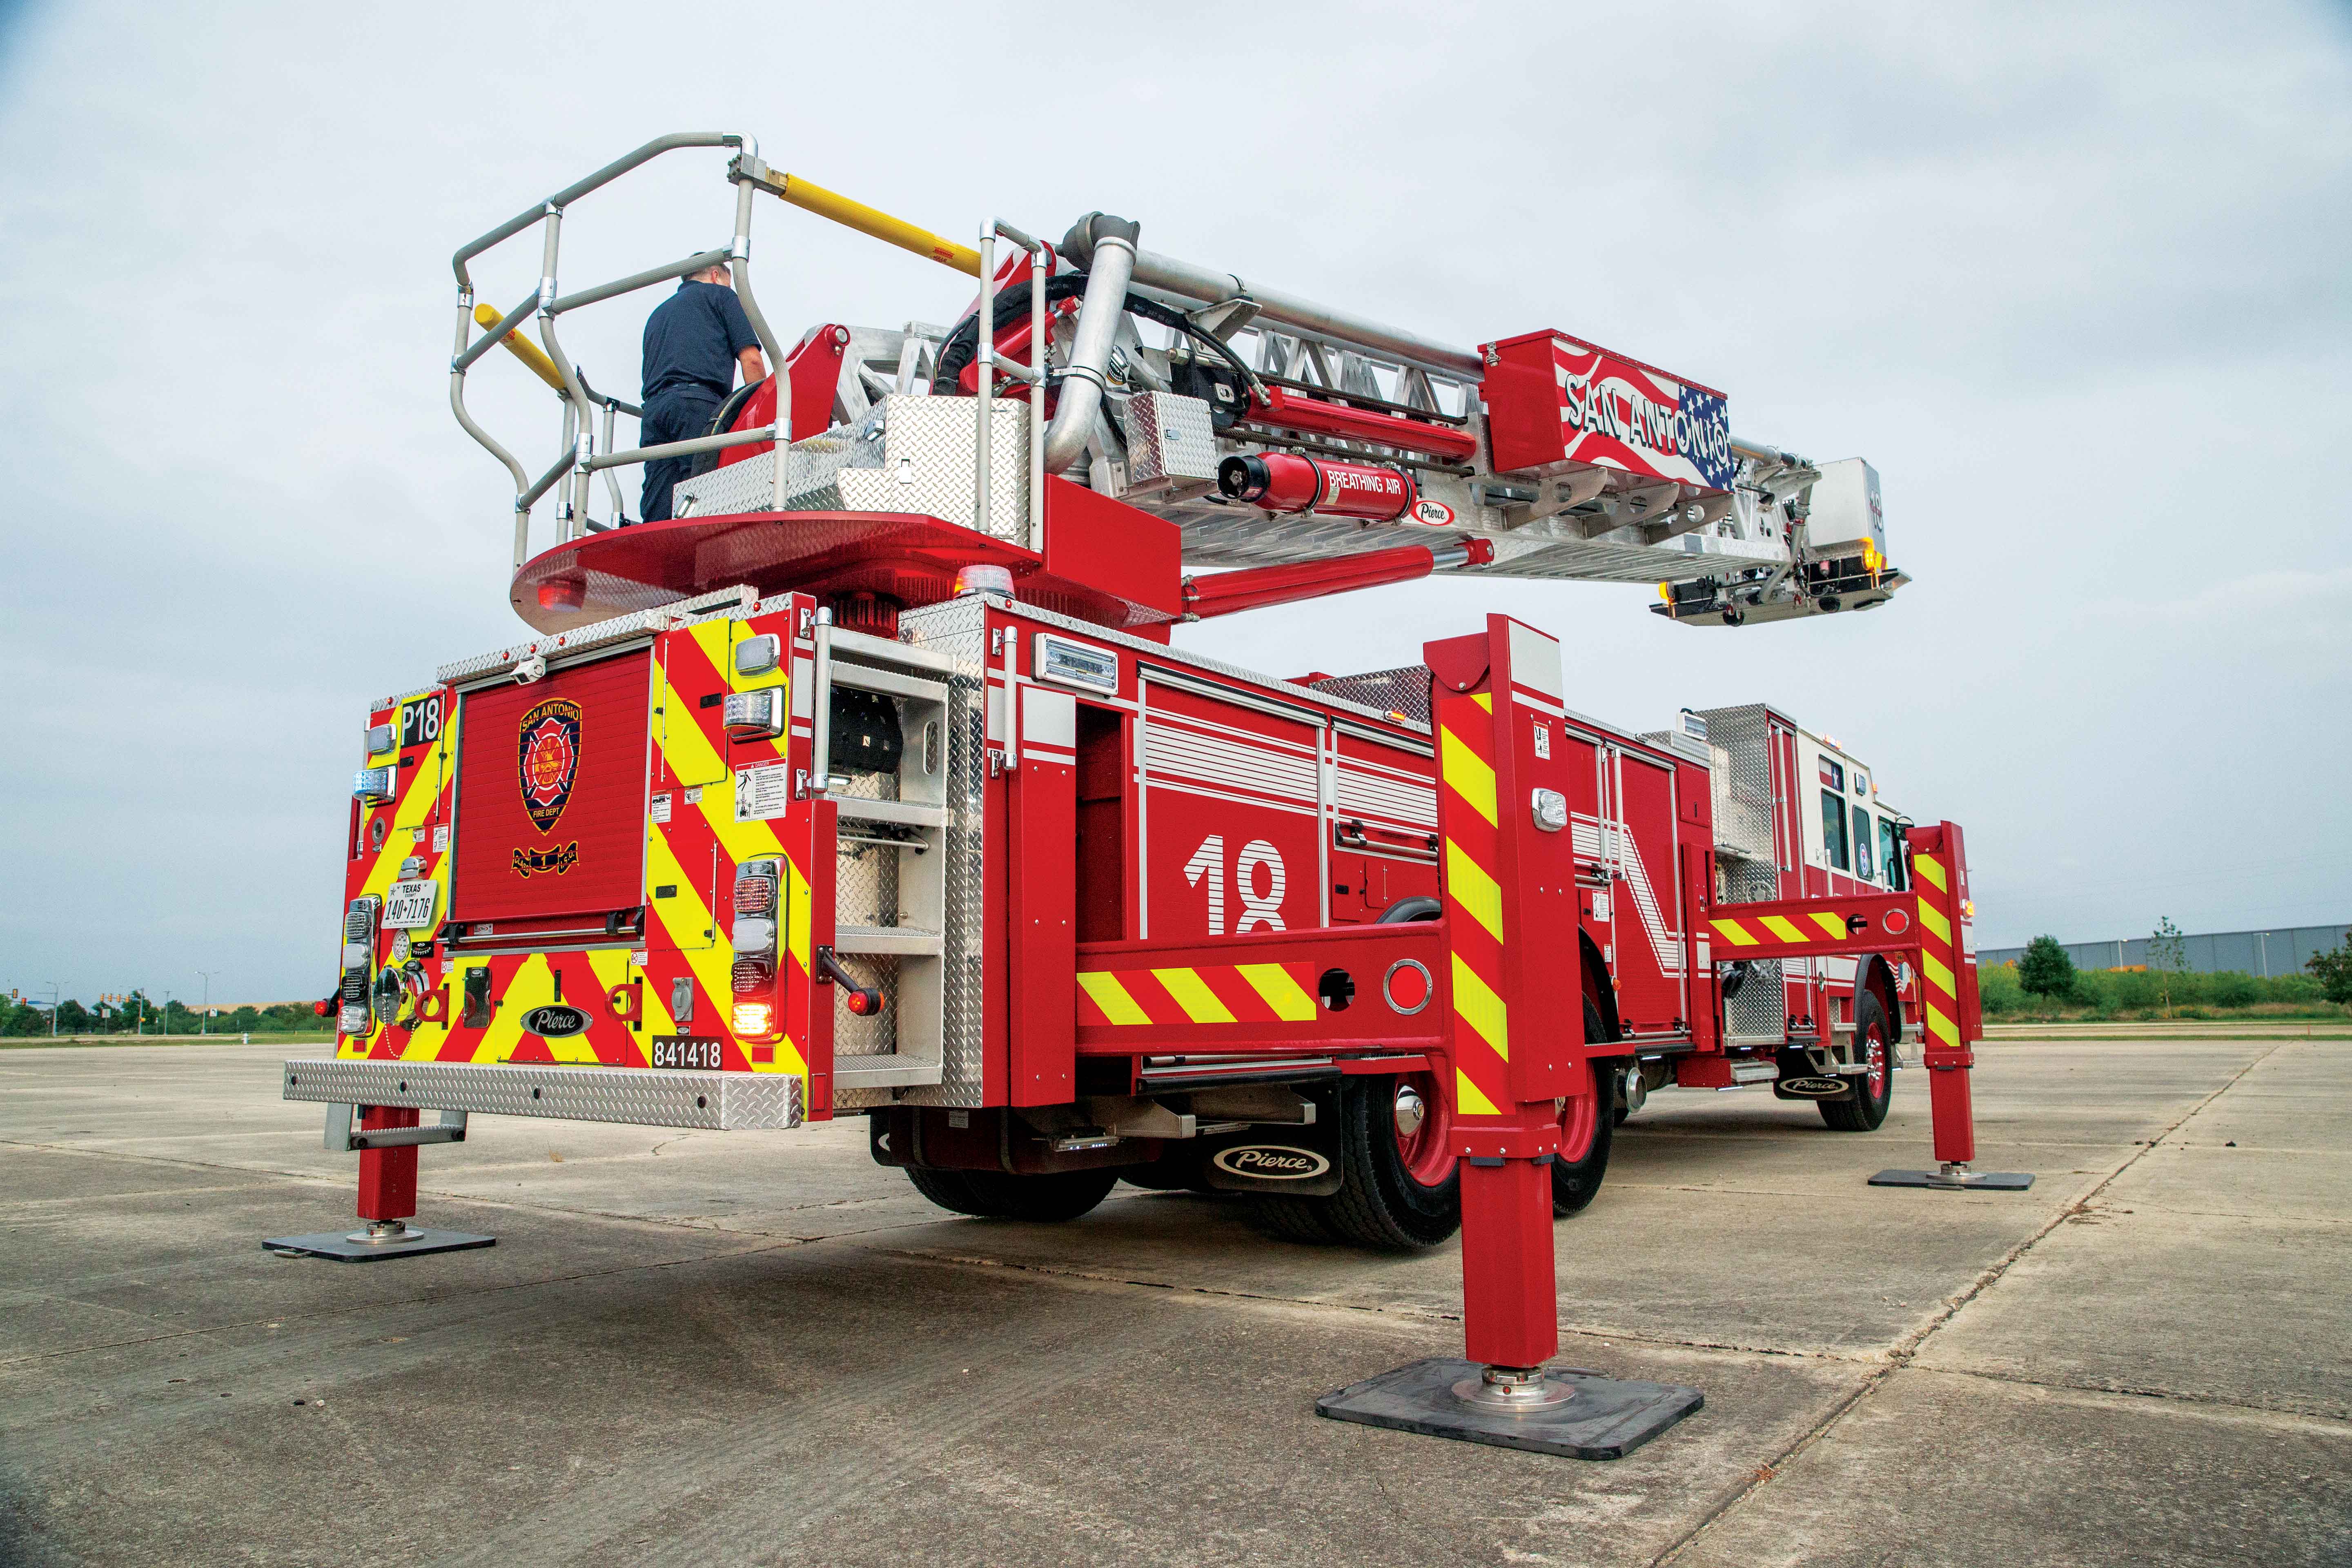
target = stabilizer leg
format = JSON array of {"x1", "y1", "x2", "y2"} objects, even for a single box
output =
[
  {"x1": 1319, "y1": 615, "x2": 1701, "y2": 1458},
  {"x1": 1871, "y1": 824, "x2": 2033, "y2": 1193},
  {"x1": 265, "y1": 1104, "x2": 497, "y2": 1261}
]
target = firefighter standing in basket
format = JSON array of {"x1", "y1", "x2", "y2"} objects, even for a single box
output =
[{"x1": 635, "y1": 263, "x2": 768, "y2": 524}]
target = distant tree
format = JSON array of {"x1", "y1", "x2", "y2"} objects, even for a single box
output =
[
  {"x1": 56, "y1": 999, "x2": 91, "y2": 1032},
  {"x1": 2018, "y1": 936, "x2": 2077, "y2": 999},
  {"x1": 2149, "y1": 917, "x2": 2187, "y2": 1016},
  {"x1": 2309, "y1": 932, "x2": 2352, "y2": 1007}
]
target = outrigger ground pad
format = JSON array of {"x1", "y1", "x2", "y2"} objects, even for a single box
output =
[
  {"x1": 263, "y1": 1224, "x2": 496, "y2": 1262},
  {"x1": 1870, "y1": 1168, "x2": 2035, "y2": 1191},
  {"x1": 1317, "y1": 1357, "x2": 1703, "y2": 1461}
]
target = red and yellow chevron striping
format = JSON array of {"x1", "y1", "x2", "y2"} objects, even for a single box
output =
[
  {"x1": 1436, "y1": 689, "x2": 1511, "y2": 1120},
  {"x1": 1711, "y1": 910, "x2": 1854, "y2": 947},
  {"x1": 1076, "y1": 961, "x2": 1322, "y2": 1027},
  {"x1": 1911, "y1": 850, "x2": 1962, "y2": 1054}
]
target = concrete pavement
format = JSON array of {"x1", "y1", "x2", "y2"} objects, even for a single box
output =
[{"x1": 1, "y1": 1035, "x2": 2344, "y2": 1566}]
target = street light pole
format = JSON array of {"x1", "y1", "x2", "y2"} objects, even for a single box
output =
[
  {"x1": 44, "y1": 982, "x2": 58, "y2": 1038},
  {"x1": 198, "y1": 971, "x2": 218, "y2": 1036}
]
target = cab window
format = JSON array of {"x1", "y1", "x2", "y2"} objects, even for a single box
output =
[
  {"x1": 1852, "y1": 804, "x2": 1875, "y2": 881},
  {"x1": 1820, "y1": 788, "x2": 1850, "y2": 871},
  {"x1": 1878, "y1": 817, "x2": 1907, "y2": 890}
]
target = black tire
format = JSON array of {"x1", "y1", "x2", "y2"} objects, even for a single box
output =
[
  {"x1": 1239, "y1": 1194, "x2": 1342, "y2": 1244},
  {"x1": 904, "y1": 1166, "x2": 995, "y2": 1216},
  {"x1": 904, "y1": 1165, "x2": 1118, "y2": 1221},
  {"x1": 1553, "y1": 998, "x2": 1617, "y2": 1215},
  {"x1": 1820, "y1": 991, "x2": 1895, "y2": 1132},
  {"x1": 1321, "y1": 1076, "x2": 1462, "y2": 1252}
]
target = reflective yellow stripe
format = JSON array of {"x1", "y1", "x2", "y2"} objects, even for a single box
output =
[
  {"x1": 1078, "y1": 971, "x2": 1151, "y2": 1025},
  {"x1": 1926, "y1": 1002, "x2": 1960, "y2": 1047},
  {"x1": 1470, "y1": 692, "x2": 1492, "y2": 713},
  {"x1": 1922, "y1": 952, "x2": 1956, "y2": 998},
  {"x1": 1438, "y1": 726, "x2": 1497, "y2": 827},
  {"x1": 1450, "y1": 953, "x2": 1508, "y2": 1060},
  {"x1": 1913, "y1": 853, "x2": 1947, "y2": 892},
  {"x1": 1712, "y1": 918, "x2": 1758, "y2": 947},
  {"x1": 1235, "y1": 963, "x2": 1318, "y2": 1022},
  {"x1": 1812, "y1": 911, "x2": 1849, "y2": 939},
  {"x1": 1455, "y1": 1069, "x2": 1501, "y2": 1116},
  {"x1": 1761, "y1": 915, "x2": 1810, "y2": 944},
  {"x1": 1446, "y1": 841, "x2": 1504, "y2": 942},
  {"x1": 1918, "y1": 901, "x2": 1951, "y2": 945},
  {"x1": 1153, "y1": 967, "x2": 1236, "y2": 1024}
]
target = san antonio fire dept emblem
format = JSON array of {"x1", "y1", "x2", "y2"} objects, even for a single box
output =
[{"x1": 517, "y1": 698, "x2": 582, "y2": 832}]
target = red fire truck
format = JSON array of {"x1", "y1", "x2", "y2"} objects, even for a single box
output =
[{"x1": 279, "y1": 136, "x2": 1996, "y2": 1450}]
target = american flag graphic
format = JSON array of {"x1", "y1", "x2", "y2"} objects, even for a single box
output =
[{"x1": 1550, "y1": 335, "x2": 1734, "y2": 492}]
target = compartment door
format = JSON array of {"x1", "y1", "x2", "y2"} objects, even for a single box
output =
[
  {"x1": 451, "y1": 650, "x2": 651, "y2": 925},
  {"x1": 1138, "y1": 676, "x2": 1323, "y2": 941}
]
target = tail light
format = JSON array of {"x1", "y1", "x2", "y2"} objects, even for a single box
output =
[
  {"x1": 338, "y1": 896, "x2": 381, "y2": 1036},
  {"x1": 730, "y1": 860, "x2": 782, "y2": 1035},
  {"x1": 724, "y1": 688, "x2": 784, "y2": 741},
  {"x1": 735, "y1": 869, "x2": 777, "y2": 916}
]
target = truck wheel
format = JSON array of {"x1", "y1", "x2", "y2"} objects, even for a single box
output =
[
  {"x1": 904, "y1": 1166, "x2": 1118, "y2": 1221},
  {"x1": 1820, "y1": 992, "x2": 1894, "y2": 1132},
  {"x1": 1321, "y1": 1072, "x2": 1461, "y2": 1252},
  {"x1": 1553, "y1": 999, "x2": 1616, "y2": 1215},
  {"x1": 1240, "y1": 1194, "x2": 1341, "y2": 1243}
]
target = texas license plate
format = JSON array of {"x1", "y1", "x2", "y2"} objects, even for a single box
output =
[
  {"x1": 650, "y1": 1036, "x2": 724, "y2": 1070},
  {"x1": 382, "y1": 880, "x2": 440, "y2": 930}
]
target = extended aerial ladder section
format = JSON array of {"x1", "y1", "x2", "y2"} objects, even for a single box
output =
[{"x1": 277, "y1": 136, "x2": 2015, "y2": 1461}]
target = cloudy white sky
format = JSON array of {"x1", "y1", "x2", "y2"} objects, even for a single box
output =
[{"x1": 2, "y1": 1, "x2": 2346, "y2": 1004}]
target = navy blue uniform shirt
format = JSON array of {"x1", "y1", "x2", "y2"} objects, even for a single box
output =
[{"x1": 641, "y1": 279, "x2": 759, "y2": 401}]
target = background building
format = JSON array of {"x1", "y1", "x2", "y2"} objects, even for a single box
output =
[{"x1": 1980, "y1": 923, "x2": 2348, "y2": 977}]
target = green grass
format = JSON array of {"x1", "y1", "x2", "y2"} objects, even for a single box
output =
[
  {"x1": 0, "y1": 1033, "x2": 335, "y2": 1049},
  {"x1": 1978, "y1": 961, "x2": 2348, "y2": 1025}
]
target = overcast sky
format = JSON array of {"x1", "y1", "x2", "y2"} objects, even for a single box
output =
[{"x1": 2, "y1": 1, "x2": 2346, "y2": 1005}]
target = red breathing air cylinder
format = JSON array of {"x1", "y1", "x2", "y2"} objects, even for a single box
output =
[{"x1": 1218, "y1": 453, "x2": 1416, "y2": 521}]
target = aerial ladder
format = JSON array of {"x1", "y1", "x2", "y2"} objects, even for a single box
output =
[{"x1": 276, "y1": 135, "x2": 2014, "y2": 1463}]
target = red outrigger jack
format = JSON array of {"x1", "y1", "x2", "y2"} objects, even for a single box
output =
[{"x1": 273, "y1": 135, "x2": 2022, "y2": 1461}]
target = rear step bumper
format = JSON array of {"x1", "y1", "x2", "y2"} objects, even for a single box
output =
[{"x1": 284, "y1": 1060, "x2": 803, "y2": 1131}]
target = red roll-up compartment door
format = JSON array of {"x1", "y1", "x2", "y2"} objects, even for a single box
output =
[{"x1": 451, "y1": 650, "x2": 650, "y2": 924}]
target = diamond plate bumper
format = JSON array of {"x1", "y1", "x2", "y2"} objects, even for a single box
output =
[{"x1": 282, "y1": 1060, "x2": 803, "y2": 1131}]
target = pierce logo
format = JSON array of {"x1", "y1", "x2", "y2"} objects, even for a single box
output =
[
  {"x1": 518, "y1": 698, "x2": 581, "y2": 833},
  {"x1": 519, "y1": 1004, "x2": 588, "y2": 1039},
  {"x1": 1210, "y1": 1145, "x2": 1331, "y2": 1180},
  {"x1": 1410, "y1": 499, "x2": 1455, "y2": 527},
  {"x1": 1779, "y1": 1076, "x2": 1851, "y2": 1098}
]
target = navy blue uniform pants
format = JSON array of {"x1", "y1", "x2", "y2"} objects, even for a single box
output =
[{"x1": 637, "y1": 386, "x2": 721, "y2": 523}]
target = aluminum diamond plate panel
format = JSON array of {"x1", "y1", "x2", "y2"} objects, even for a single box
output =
[
  {"x1": 673, "y1": 396, "x2": 1031, "y2": 544},
  {"x1": 1123, "y1": 391, "x2": 1219, "y2": 491},
  {"x1": 283, "y1": 1059, "x2": 802, "y2": 1130},
  {"x1": 1306, "y1": 666, "x2": 1433, "y2": 728},
  {"x1": 1692, "y1": 704, "x2": 1777, "y2": 866}
]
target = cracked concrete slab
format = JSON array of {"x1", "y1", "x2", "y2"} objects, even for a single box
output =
[{"x1": 0, "y1": 1035, "x2": 2341, "y2": 1567}]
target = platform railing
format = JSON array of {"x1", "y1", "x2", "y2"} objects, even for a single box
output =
[
  {"x1": 452, "y1": 134, "x2": 1060, "y2": 569},
  {"x1": 975, "y1": 219, "x2": 1050, "y2": 549}
]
